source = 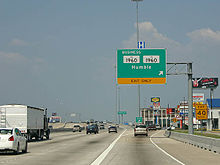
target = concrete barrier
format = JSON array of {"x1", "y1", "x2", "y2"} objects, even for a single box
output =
[
  {"x1": 50, "y1": 128, "x2": 73, "y2": 133},
  {"x1": 165, "y1": 131, "x2": 220, "y2": 154}
]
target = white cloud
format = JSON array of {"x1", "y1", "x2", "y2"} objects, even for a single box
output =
[
  {"x1": 0, "y1": 51, "x2": 27, "y2": 62},
  {"x1": 0, "y1": 51, "x2": 46, "y2": 75},
  {"x1": 187, "y1": 28, "x2": 220, "y2": 42},
  {"x1": 10, "y1": 38, "x2": 29, "y2": 46},
  {"x1": 122, "y1": 21, "x2": 180, "y2": 48},
  {"x1": 122, "y1": 21, "x2": 220, "y2": 77}
]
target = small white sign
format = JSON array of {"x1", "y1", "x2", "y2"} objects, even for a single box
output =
[
  {"x1": 143, "y1": 56, "x2": 160, "y2": 63},
  {"x1": 193, "y1": 93, "x2": 204, "y2": 102},
  {"x1": 71, "y1": 113, "x2": 76, "y2": 117},
  {"x1": 123, "y1": 56, "x2": 140, "y2": 63}
]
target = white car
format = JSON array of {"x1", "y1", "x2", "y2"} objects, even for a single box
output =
[
  {"x1": 134, "y1": 124, "x2": 148, "y2": 136},
  {"x1": 156, "y1": 124, "x2": 161, "y2": 130},
  {"x1": 0, "y1": 128, "x2": 27, "y2": 154},
  {"x1": 73, "y1": 125, "x2": 82, "y2": 132}
]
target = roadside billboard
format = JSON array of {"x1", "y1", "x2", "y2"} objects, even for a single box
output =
[
  {"x1": 192, "y1": 78, "x2": 218, "y2": 89},
  {"x1": 151, "y1": 97, "x2": 160, "y2": 103},
  {"x1": 166, "y1": 108, "x2": 175, "y2": 114},
  {"x1": 153, "y1": 102, "x2": 160, "y2": 110}
]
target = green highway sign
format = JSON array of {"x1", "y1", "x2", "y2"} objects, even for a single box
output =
[
  {"x1": 136, "y1": 117, "x2": 143, "y2": 123},
  {"x1": 118, "y1": 111, "x2": 127, "y2": 115},
  {"x1": 117, "y1": 48, "x2": 167, "y2": 84}
]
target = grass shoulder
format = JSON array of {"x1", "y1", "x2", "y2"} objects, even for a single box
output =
[{"x1": 171, "y1": 129, "x2": 220, "y2": 139}]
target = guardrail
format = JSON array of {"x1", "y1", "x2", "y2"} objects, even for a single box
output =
[{"x1": 164, "y1": 131, "x2": 220, "y2": 154}]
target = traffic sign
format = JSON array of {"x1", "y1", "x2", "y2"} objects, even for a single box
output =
[
  {"x1": 118, "y1": 111, "x2": 127, "y2": 115},
  {"x1": 136, "y1": 117, "x2": 143, "y2": 123},
  {"x1": 196, "y1": 110, "x2": 208, "y2": 120},
  {"x1": 195, "y1": 104, "x2": 208, "y2": 120},
  {"x1": 172, "y1": 118, "x2": 177, "y2": 123},
  {"x1": 117, "y1": 48, "x2": 167, "y2": 84},
  {"x1": 195, "y1": 104, "x2": 207, "y2": 110}
]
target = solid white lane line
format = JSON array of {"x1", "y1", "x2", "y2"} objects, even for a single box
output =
[
  {"x1": 90, "y1": 129, "x2": 127, "y2": 165},
  {"x1": 150, "y1": 131, "x2": 185, "y2": 165}
]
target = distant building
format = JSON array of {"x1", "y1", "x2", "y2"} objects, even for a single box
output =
[
  {"x1": 141, "y1": 107, "x2": 177, "y2": 128},
  {"x1": 207, "y1": 99, "x2": 220, "y2": 130}
]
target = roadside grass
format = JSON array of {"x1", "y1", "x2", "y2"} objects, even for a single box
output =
[{"x1": 172, "y1": 130, "x2": 220, "y2": 139}]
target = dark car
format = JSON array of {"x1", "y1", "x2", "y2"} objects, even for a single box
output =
[
  {"x1": 108, "y1": 126, "x2": 117, "y2": 133},
  {"x1": 147, "y1": 124, "x2": 156, "y2": 130},
  {"x1": 99, "y1": 124, "x2": 105, "y2": 129},
  {"x1": 86, "y1": 124, "x2": 99, "y2": 134}
]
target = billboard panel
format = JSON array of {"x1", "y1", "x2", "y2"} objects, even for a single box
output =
[
  {"x1": 151, "y1": 97, "x2": 160, "y2": 103},
  {"x1": 192, "y1": 78, "x2": 218, "y2": 89}
]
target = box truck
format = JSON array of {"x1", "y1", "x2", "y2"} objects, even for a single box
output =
[{"x1": 0, "y1": 104, "x2": 50, "y2": 141}]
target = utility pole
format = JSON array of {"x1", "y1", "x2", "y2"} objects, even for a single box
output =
[
  {"x1": 116, "y1": 84, "x2": 118, "y2": 124},
  {"x1": 118, "y1": 86, "x2": 121, "y2": 124},
  {"x1": 167, "y1": 104, "x2": 170, "y2": 127}
]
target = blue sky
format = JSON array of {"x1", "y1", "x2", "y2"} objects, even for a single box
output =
[{"x1": 0, "y1": 0, "x2": 220, "y2": 122}]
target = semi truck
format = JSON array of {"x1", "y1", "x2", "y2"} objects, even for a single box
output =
[{"x1": 0, "y1": 104, "x2": 50, "y2": 141}]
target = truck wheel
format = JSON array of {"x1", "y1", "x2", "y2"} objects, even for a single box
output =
[
  {"x1": 26, "y1": 134, "x2": 31, "y2": 141},
  {"x1": 22, "y1": 142, "x2": 28, "y2": 153},
  {"x1": 40, "y1": 132, "x2": 44, "y2": 140},
  {"x1": 46, "y1": 130, "x2": 50, "y2": 140}
]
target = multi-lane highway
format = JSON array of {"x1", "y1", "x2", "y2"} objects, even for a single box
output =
[{"x1": 0, "y1": 127, "x2": 220, "y2": 165}]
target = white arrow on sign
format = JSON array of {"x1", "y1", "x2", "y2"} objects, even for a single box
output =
[{"x1": 159, "y1": 71, "x2": 163, "y2": 75}]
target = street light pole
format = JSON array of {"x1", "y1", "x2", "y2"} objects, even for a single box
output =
[{"x1": 132, "y1": 0, "x2": 143, "y2": 118}]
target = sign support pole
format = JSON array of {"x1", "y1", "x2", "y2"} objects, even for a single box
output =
[{"x1": 188, "y1": 63, "x2": 194, "y2": 134}]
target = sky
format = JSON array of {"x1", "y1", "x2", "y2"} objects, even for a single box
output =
[{"x1": 0, "y1": 0, "x2": 220, "y2": 122}]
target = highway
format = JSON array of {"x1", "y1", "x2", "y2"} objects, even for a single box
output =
[{"x1": 0, "y1": 127, "x2": 220, "y2": 165}]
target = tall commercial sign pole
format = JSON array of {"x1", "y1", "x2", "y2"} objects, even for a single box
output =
[
  {"x1": 188, "y1": 63, "x2": 193, "y2": 134},
  {"x1": 132, "y1": 0, "x2": 143, "y2": 117},
  {"x1": 192, "y1": 77, "x2": 218, "y2": 130},
  {"x1": 210, "y1": 88, "x2": 214, "y2": 130}
]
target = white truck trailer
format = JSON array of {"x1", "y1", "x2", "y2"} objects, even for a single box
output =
[{"x1": 0, "y1": 104, "x2": 50, "y2": 141}]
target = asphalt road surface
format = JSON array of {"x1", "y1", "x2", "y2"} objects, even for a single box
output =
[{"x1": 0, "y1": 127, "x2": 220, "y2": 165}]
